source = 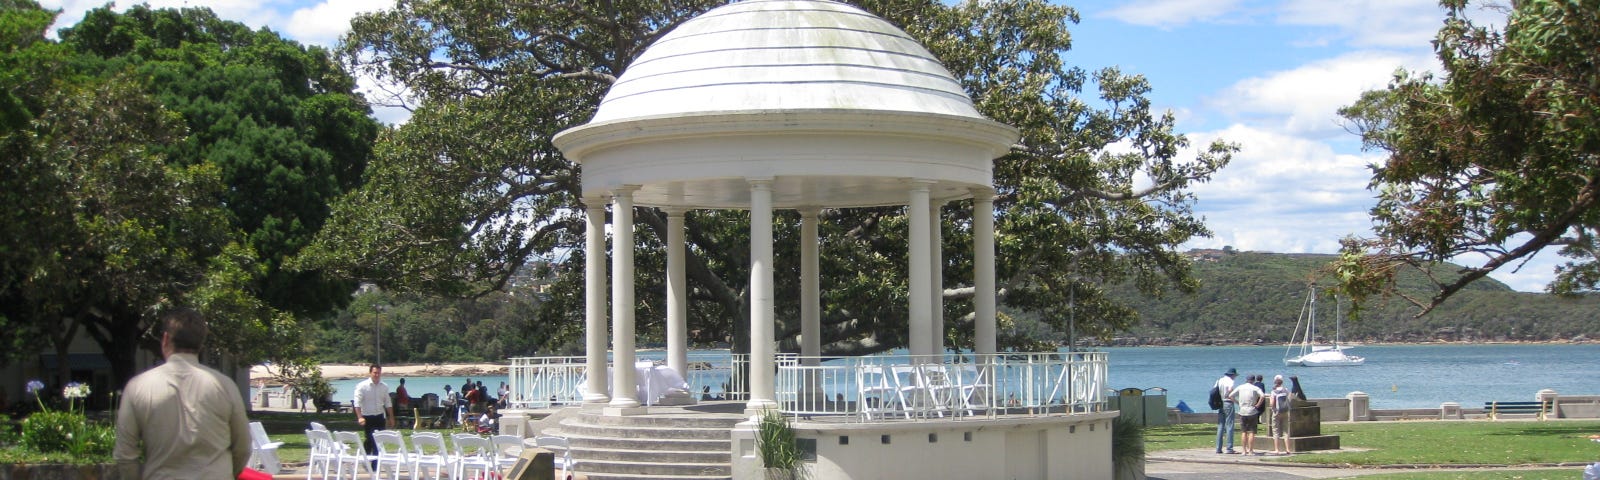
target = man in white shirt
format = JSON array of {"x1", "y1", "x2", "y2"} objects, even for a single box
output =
[
  {"x1": 1213, "y1": 367, "x2": 1238, "y2": 454},
  {"x1": 352, "y1": 364, "x2": 394, "y2": 466},
  {"x1": 114, "y1": 308, "x2": 252, "y2": 479},
  {"x1": 1230, "y1": 374, "x2": 1267, "y2": 455}
]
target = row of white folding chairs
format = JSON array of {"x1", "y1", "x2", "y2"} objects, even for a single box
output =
[{"x1": 304, "y1": 426, "x2": 529, "y2": 480}]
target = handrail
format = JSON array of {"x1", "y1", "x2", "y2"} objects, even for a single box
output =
[{"x1": 506, "y1": 351, "x2": 1109, "y2": 421}]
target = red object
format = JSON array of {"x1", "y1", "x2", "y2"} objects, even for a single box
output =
[{"x1": 238, "y1": 467, "x2": 271, "y2": 480}]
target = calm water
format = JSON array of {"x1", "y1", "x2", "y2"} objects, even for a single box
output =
[
  {"x1": 1107, "y1": 344, "x2": 1600, "y2": 410},
  {"x1": 314, "y1": 344, "x2": 1600, "y2": 411}
]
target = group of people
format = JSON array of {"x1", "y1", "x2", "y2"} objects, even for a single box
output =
[
  {"x1": 440, "y1": 378, "x2": 506, "y2": 433},
  {"x1": 1212, "y1": 367, "x2": 1306, "y2": 456}
]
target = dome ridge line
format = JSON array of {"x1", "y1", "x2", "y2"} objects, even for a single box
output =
[
  {"x1": 621, "y1": 45, "x2": 944, "y2": 74},
  {"x1": 646, "y1": 24, "x2": 921, "y2": 50},
  {"x1": 610, "y1": 62, "x2": 965, "y2": 92},
  {"x1": 596, "y1": 79, "x2": 975, "y2": 108}
]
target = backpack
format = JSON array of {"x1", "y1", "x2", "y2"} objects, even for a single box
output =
[
  {"x1": 1273, "y1": 388, "x2": 1290, "y2": 413},
  {"x1": 1208, "y1": 385, "x2": 1223, "y2": 410}
]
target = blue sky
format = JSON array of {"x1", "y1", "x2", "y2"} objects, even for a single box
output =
[{"x1": 40, "y1": 0, "x2": 1557, "y2": 292}]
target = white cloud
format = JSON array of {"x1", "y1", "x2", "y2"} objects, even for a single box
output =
[
  {"x1": 1276, "y1": 0, "x2": 1444, "y2": 48},
  {"x1": 1102, "y1": 0, "x2": 1246, "y2": 28},
  {"x1": 1183, "y1": 124, "x2": 1379, "y2": 254},
  {"x1": 282, "y1": 0, "x2": 391, "y2": 47},
  {"x1": 1208, "y1": 50, "x2": 1436, "y2": 138}
]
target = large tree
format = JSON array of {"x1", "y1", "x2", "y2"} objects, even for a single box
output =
[
  {"x1": 1334, "y1": 0, "x2": 1600, "y2": 314},
  {"x1": 63, "y1": 5, "x2": 382, "y2": 317},
  {"x1": 0, "y1": 1, "x2": 231, "y2": 385},
  {"x1": 0, "y1": 3, "x2": 380, "y2": 387},
  {"x1": 301, "y1": 0, "x2": 1234, "y2": 354}
]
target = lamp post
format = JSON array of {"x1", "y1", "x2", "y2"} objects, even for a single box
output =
[{"x1": 374, "y1": 304, "x2": 387, "y2": 364}]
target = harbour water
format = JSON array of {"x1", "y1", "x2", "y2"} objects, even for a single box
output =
[
  {"x1": 1105, "y1": 343, "x2": 1600, "y2": 410},
  {"x1": 320, "y1": 343, "x2": 1599, "y2": 411}
]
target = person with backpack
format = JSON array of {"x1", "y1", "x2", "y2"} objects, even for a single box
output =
[
  {"x1": 1212, "y1": 367, "x2": 1239, "y2": 454},
  {"x1": 1269, "y1": 375, "x2": 1294, "y2": 455}
]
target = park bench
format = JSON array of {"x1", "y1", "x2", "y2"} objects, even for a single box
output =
[{"x1": 1485, "y1": 400, "x2": 1549, "y2": 420}]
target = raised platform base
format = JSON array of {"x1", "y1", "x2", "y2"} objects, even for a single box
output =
[{"x1": 1253, "y1": 434, "x2": 1340, "y2": 451}]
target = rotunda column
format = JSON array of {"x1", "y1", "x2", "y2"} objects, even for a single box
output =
[
  {"x1": 800, "y1": 207, "x2": 821, "y2": 365},
  {"x1": 747, "y1": 179, "x2": 779, "y2": 412},
  {"x1": 930, "y1": 201, "x2": 944, "y2": 356},
  {"x1": 973, "y1": 189, "x2": 997, "y2": 355},
  {"x1": 583, "y1": 196, "x2": 611, "y2": 404},
  {"x1": 908, "y1": 180, "x2": 933, "y2": 357},
  {"x1": 609, "y1": 187, "x2": 642, "y2": 412},
  {"x1": 665, "y1": 207, "x2": 689, "y2": 380}
]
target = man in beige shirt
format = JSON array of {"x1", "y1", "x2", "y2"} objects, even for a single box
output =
[{"x1": 115, "y1": 308, "x2": 252, "y2": 479}]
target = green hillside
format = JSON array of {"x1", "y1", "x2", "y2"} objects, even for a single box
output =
[{"x1": 1099, "y1": 250, "x2": 1597, "y2": 345}]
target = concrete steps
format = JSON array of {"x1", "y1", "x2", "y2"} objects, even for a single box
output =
[{"x1": 548, "y1": 403, "x2": 746, "y2": 480}]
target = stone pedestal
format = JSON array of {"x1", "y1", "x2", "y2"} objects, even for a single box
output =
[
  {"x1": 499, "y1": 408, "x2": 530, "y2": 437},
  {"x1": 1440, "y1": 402, "x2": 1462, "y2": 420},
  {"x1": 1347, "y1": 391, "x2": 1370, "y2": 421},
  {"x1": 1254, "y1": 400, "x2": 1340, "y2": 451}
]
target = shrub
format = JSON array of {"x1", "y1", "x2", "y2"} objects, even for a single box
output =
[{"x1": 21, "y1": 411, "x2": 80, "y2": 454}]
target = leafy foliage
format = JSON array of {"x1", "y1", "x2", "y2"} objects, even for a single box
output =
[
  {"x1": 1334, "y1": 0, "x2": 1600, "y2": 315},
  {"x1": 1, "y1": 2, "x2": 379, "y2": 386},
  {"x1": 1108, "y1": 251, "x2": 1597, "y2": 345},
  {"x1": 20, "y1": 411, "x2": 110, "y2": 459},
  {"x1": 0, "y1": 2, "x2": 230, "y2": 385},
  {"x1": 304, "y1": 0, "x2": 1234, "y2": 356},
  {"x1": 757, "y1": 410, "x2": 802, "y2": 473},
  {"x1": 309, "y1": 290, "x2": 551, "y2": 363}
]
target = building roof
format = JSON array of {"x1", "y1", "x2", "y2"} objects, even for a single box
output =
[{"x1": 591, "y1": 0, "x2": 983, "y2": 124}]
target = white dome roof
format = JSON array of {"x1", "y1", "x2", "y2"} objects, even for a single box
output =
[
  {"x1": 555, "y1": 0, "x2": 1017, "y2": 209},
  {"x1": 590, "y1": 0, "x2": 981, "y2": 124}
]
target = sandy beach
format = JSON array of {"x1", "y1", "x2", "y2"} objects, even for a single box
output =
[{"x1": 249, "y1": 362, "x2": 509, "y2": 384}]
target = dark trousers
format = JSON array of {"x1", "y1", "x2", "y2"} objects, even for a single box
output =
[{"x1": 361, "y1": 414, "x2": 385, "y2": 467}]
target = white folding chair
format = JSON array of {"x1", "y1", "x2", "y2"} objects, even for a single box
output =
[
  {"x1": 330, "y1": 431, "x2": 373, "y2": 480},
  {"x1": 955, "y1": 364, "x2": 994, "y2": 415},
  {"x1": 247, "y1": 421, "x2": 285, "y2": 474},
  {"x1": 372, "y1": 430, "x2": 410, "y2": 480},
  {"x1": 409, "y1": 432, "x2": 453, "y2": 480},
  {"x1": 452, "y1": 433, "x2": 495, "y2": 480},
  {"x1": 309, "y1": 421, "x2": 328, "y2": 432},
  {"x1": 490, "y1": 434, "x2": 525, "y2": 474},
  {"x1": 533, "y1": 435, "x2": 575, "y2": 480},
  {"x1": 857, "y1": 365, "x2": 903, "y2": 420},
  {"x1": 304, "y1": 429, "x2": 337, "y2": 480}
]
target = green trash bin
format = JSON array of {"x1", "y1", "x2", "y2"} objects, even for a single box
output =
[
  {"x1": 1112, "y1": 387, "x2": 1142, "y2": 424},
  {"x1": 1142, "y1": 387, "x2": 1170, "y2": 426}
]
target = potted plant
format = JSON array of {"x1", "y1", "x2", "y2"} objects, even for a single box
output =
[
  {"x1": 756, "y1": 410, "x2": 802, "y2": 480},
  {"x1": 1112, "y1": 416, "x2": 1146, "y2": 480}
]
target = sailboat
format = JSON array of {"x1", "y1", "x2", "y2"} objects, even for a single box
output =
[{"x1": 1283, "y1": 285, "x2": 1365, "y2": 367}]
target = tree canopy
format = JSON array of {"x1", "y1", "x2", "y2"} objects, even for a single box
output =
[
  {"x1": 1335, "y1": 0, "x2": 1600, "y2": 314},
  {"x1": 301, "y1": 0, "x2": 1235, "y2": 354},
  {"x1": 0, "y1": 2, "x2": 379, "y2": 388}
]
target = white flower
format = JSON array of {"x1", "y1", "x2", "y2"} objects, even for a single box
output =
[{"x1": 63, "y1": 382, "x2": 90, "y2": 400}]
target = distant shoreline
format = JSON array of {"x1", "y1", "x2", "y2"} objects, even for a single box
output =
[
  {"x1": 249, "y1": 340, "x2": 1589, "y2": 385},
  {"x1": 249, "y1": 362, "x2": 509, "y2": 385},
  {"x1": 1097, "y1": 338, "x2": 1591, "y2": 348}
]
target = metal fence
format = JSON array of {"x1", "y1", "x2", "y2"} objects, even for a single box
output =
[
  {"x1": 506, "y1": 351, "x2": 760, "y2": 409},
  {"x1": 507, "y1": 351, "x2": 1108, "y2": 421},
  {"x1": 777, "y1": 352, "x2": 1108, "y2": 421}
]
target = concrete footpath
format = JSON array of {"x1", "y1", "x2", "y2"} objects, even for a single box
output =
[{"x1": 1147, "y1": 447, "x2": 1588, "y2": 479}]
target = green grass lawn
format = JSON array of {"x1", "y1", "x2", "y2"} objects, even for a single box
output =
[
  {"x1": 1339, "y1": 469, "x2": 1587, "y2": 480},
  {"x1": 1146, "y1": 420, "x2": 1600, "y2": 467}
]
